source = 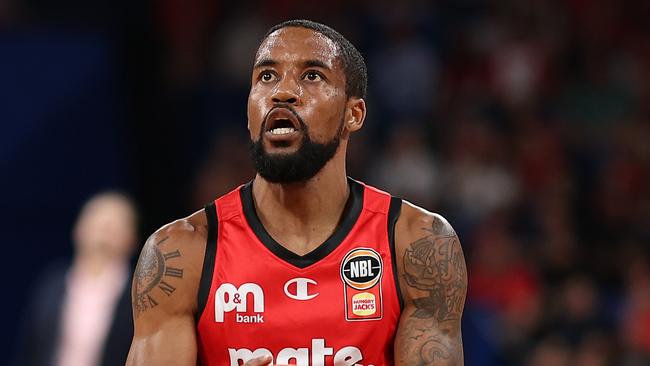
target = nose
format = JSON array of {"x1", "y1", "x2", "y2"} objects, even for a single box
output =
[
  {"x1": 272, "y1": 93, "x2": 297, "y2": 104},
  {"x1": 271, "y1": 76, "x2": 301, "y2": 105}
]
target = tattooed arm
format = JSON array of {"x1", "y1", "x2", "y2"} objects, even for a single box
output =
[
  {"x1": 394, "y1": 202, "x2": 468, "y2": 365},
  {"x1": 126, "y1": 211, "x2": 208, "y2": 366}
]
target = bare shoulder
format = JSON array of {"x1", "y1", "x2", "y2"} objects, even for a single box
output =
[
  {"x1": 132, "y1": 210, "x2": 209, "y2": 319},
  {"x1": 396, "y1": 201, "x2": 457, "y2": 246},
  {"x1": 394, "y1": 200, "x2": 467, "y2": 325}
]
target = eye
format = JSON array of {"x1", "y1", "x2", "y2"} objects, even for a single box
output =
[
  {"x1": 303, "y1": 71, "x2": 323, "y2": 82},
  {"x1": 260, "y1": 71, "x2": 276, "y2": 82}
]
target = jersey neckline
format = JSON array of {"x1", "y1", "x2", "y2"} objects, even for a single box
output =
[{"x1": 239, "y1": 177, "x2": 364, "y2": 269}]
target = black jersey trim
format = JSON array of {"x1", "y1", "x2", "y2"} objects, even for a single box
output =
[
  {"x1": 240, "y1": 177, "x2": 364, "y2": 269},
  {"x1": 388, "y1": 196, "x2": 404, "y2": 311},
  {"x1": 196, "y1": 201, "x2": 217, "y2": 324}
]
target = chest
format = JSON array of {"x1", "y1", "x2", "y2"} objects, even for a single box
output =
[
  {"x1": 197, "y1": 215, "x2": 401, "y2": 366},
  {"x1": 211, "y1": 219, "x2": 392, "y2": 328}
]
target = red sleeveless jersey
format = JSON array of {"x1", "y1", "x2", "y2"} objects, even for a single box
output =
[{"x1": 196, "y1": 178, "x2": 403, "y2": 366}]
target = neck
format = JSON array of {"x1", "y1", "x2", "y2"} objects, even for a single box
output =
[
  {"x1": 72, "y1": 252, "x2": 124, "y2": 278},
  {"x1": 251, "y1": 154, "x2": 349, "y2": 255}
]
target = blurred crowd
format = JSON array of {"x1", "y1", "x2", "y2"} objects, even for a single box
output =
[{"x1": 5, "y1": 0, "x2": 650, "y2": 365}]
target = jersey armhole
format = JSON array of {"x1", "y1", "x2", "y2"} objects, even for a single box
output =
[
  {"x1": 388, "y1": 196, "x2": 404, "y2": 311},
  {"x1": 196, "y1": 201, "x2": 218, "y2": 324}
]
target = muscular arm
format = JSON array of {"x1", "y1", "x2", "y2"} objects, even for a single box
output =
[
  {"x1": 394, "y1": 203, "x2": 468, "y2": 365},
  {"x1": 126, "y1": 214, "x2": 207, "y2": 366}
]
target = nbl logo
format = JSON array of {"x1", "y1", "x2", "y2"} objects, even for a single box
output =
[
  {"x1": 215, "y1": 283, "x2": 264, "y2": 323},
  {"x1": 340, "y1": 248, "x2": 382, "y2": 290}
]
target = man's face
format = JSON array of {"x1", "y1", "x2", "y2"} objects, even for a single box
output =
[
  {"x1": 247, "y1": 27, "x2": 348, "y2": 183},
  {"x1": 74, "y1": 196, "x2": 136, "y2": 259}
]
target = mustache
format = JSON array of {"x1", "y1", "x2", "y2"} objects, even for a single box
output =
[{"x1": 261, "y1": 104, "x2": 308, "y2": 133}]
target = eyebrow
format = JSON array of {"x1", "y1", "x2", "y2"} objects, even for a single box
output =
[
  {"x1": 253, "y1": 58, "x2": 332, "y2": 71},
  {"x1": 253, "y1": 58, "x2": 277, "y2": 69},
  {"x1": 302, "y1": 59, "x2": 331, "y2": 70}
]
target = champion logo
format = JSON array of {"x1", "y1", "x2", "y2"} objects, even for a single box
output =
[{"x1": 284, "y1": 277, "x2": 319, "y2": 301}]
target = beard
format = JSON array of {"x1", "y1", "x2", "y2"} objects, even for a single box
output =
[{"x1": 249, "y1": 107, "x2": 344, "y2": 184}]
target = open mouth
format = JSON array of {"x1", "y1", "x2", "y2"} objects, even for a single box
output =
[{"x1": 265, "y1": 108, "x2": 301, "y2": 136}]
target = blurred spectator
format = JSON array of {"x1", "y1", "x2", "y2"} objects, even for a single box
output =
[
  {"x1": 371, "y1": 15, "x2": 439, "y2": 121},
  {"x1": 370, "y1": 124, "x2": 440, "y2": 208},
  {"x1": 468, "y1": 214, "x2": 542, "y2": 364},
  {"x1": 546, "y1": 275, "x2": 608, "y2": 346},
  {"x1": 620, "y1": 254, "x2": 650, "y2": 364},
  {"x1": 211, "y1": 14, "x2": 268, "y2": 87},
  {"x1": 574, "y1": 330, "x2": 615, "y2": 366},
  {"x1": 14, "y1": 192, "x2": 138, "y2": 366},
  {"x1": 525, "y1": 335, "x2": 572, "y2": 366},
  {"x1": 442, "y1": 117, "x2": 520, "y2": 225},
  {"x1": 190, "y1": 129, "x2": 255, "y2": 208}
]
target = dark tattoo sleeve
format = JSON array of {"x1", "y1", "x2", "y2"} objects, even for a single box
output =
[
  {"x1": 396, "y1": 216, "x2": 467, "y2": 365},
  {"x1": 132, "y1": 235, "x2": 184, "y2": 317}
]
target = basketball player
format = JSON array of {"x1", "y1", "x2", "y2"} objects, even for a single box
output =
[{"x1": 126, "y1": 20, "x2": 467, "y2": 365}]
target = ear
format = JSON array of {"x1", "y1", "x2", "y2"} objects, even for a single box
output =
[{"x1": 345, "y1": 97, "x2": 366, "y2": 132}]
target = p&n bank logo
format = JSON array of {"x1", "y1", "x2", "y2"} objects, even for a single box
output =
[{"x1": 215, "y1": 283, "x2": 264, "y2": 323}]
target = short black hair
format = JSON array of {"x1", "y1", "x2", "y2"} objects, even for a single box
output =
[{"x1": 259, "y1": 19, "x2": 367, "y2": 100}]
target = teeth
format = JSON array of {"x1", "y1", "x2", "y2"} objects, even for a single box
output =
[{"x1": 269, "y1": 127, "x2": 296, "y2": 135}]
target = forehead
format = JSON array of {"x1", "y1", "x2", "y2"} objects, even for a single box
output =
[
  {"x1": 83, "y1": 196, "x2": 134, "y2": 219},
  {"x1": 255, "y1": 27, "x2": 340, "y2": 69}
]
